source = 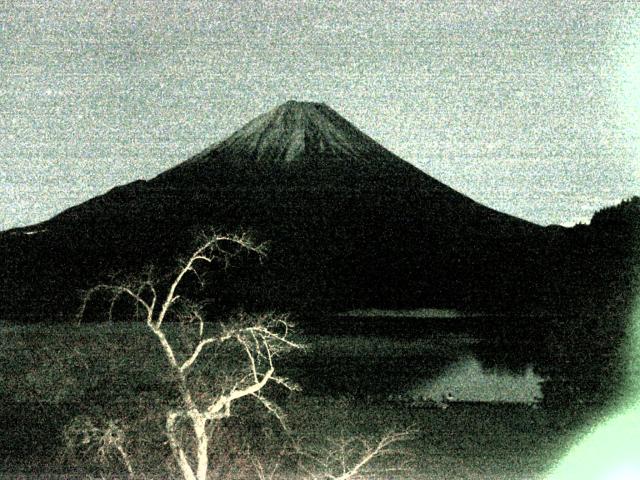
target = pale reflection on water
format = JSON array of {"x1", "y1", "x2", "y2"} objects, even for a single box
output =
[{"x1": 409, "y1": 355, "x2": 545, "y2": 403}]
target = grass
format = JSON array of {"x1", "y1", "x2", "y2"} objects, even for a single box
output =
[{"x1": 0, "y1": 322, "x2": 597, "y2": 479}]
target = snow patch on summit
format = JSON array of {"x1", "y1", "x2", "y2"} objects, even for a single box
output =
[{"x1": 211, "y1": 101, "x2": 395, "y2": 164}]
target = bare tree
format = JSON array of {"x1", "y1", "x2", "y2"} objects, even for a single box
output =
[
  {"x1": 77, "y1": 232, "x2": 302, "y2": 480},
  {"x1": 297, "y1": 430, "x2": 415, "y2": 480}
]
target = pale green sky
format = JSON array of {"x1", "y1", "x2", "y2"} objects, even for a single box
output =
[{"x1": 1, "y1": 0, "x2": 639, "y2": 230}]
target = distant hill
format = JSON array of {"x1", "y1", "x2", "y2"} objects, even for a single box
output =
[{"x1": 0, "y1": 102, "x2": 635, "y2": 322}]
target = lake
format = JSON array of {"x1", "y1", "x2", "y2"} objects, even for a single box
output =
[
  {"x1": 0, "y1": 314, "x2": 627, "y2": 477},
  {"x1": 293, "y1": 311, "x2": 626, "y2": 410}
]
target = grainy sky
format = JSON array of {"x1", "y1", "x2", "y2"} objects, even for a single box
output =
[{"x1": 1, "y1": 0, "x2": 639, "y2": 230}]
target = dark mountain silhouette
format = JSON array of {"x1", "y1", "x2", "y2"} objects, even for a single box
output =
[{"x1": 0, "y1": 102, "x2": 635, "y2": 323}]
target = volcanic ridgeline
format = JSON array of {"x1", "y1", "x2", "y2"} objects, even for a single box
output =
[{"x1": 0, "y1": 101, "x2": 629, "y2": 322}]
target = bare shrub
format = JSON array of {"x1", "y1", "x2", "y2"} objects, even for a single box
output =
[
  {"x1": 297, "y1": 430, "x2": 416, "y2": 480},
  {"x1": 63, "y1": 415, "x2": 133, "y2": 477}
]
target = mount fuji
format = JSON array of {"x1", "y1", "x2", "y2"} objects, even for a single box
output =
[{"x1": 1, "y1": 101, "x2": 558, "y2": 321}]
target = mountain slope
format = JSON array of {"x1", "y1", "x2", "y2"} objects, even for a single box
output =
[{"x1": 1, "y1": 101, "x2": 547, "y2": 321}]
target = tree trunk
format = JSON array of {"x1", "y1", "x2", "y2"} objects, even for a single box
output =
[
  {"x1": 167, "y1": 412, "x2": 197, "y2": 480},
  {"x1": 193, "y1": 414, "x2": 209, "y2": 480}
]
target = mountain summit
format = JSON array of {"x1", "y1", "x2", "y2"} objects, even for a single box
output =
[
  {"x1": 158, "y1": 100, "x2": 432, "y2": 192},
  {"x1": 1, "y1": 102, "x2": 547, "y2": 320},
  {"x1": 188, "y1": 101, "x2": 396, "y2": 166}
]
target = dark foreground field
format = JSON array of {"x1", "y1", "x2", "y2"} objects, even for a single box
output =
[
  {"x1": 0, "y1": 322, "x2": 608, "y2": 479},
  {"x1": 1, "y1": 397, "x2": 584, "y2": 479}
]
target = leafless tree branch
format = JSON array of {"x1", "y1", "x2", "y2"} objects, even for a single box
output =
[
  {"x1": 76, "y1": 232, "x2": 298, "y2": 480},
  {"x1": 299, "y1": 429, "x2": 416, "y2": 480}
]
